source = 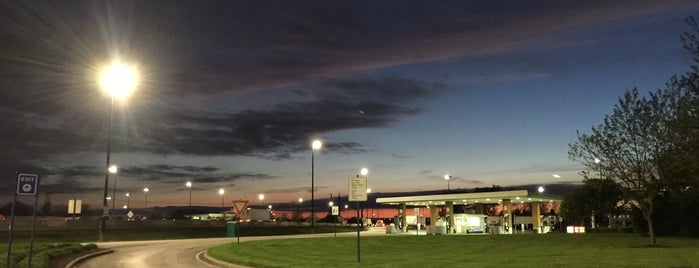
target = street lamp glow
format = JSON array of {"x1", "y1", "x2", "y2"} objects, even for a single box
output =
[
  {"x1": 360, "y1": 168, "x2": 368, "y2": 176},
  {"x1": 444, "y1": 174, "x2": 451, "y2": 191},
  {"x1": 538, "y1": 186, "x2": 545, "y2": 193},
  {"x1": 366, "y1": 188, "x2": 372, "y2": 194},
  {"x1": 186, "y1": 181, "x2": 193, "y2": 207},
  {"x1": 99, "y1": 61, "x2": 138, "y2": 100},
  {"x1": 298, "y1": 198, "x2": 303, "y2": 203},
  {"x1": 329, "y1": 201, "x2": 334, "y2": 207},
  {"x1": 143, "y1": 187, "x2": 149, "y2": 209},
  {"x1": 219, "y1": 188, "x2": 225, "y2": 209},
  {"x1": 108, "y1": 165, "x2": 118, "y2": 174},
  {"x1": 259, "y1": 194, "x2": 265, "y2": 201},
  {"x1": 594, "y1": 158, "x2": 602, "y2": 164},
  {"x1": 312, "y1": 140, "x2": 322, "y2": 150}
]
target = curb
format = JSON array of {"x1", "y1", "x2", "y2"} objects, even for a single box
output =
[
  {"x1": 65, "y1": 249, "x2": 114, "y2": 268},
  {"x1": 197, "y1": 250, "x2": 249, "y2": 268}
]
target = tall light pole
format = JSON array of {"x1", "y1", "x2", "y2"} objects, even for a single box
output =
[
  {"x1": 219, "y1": 188, "x2": 225, "y2": 209},
  {"x1": 361, "y1": 168, "x2": 369, "y2": 223},
  {"x1": 444, "y1": 174, "x2": 451, "y2": 191},
  {"x1": 259, "y1": 193, "x2": 265, "y2": 207},
  {"x1": 125, "y1": 192, "x2": 130, "y2": 209},
  {"x1": 594, "y1": 158, "x2": 602, "y2": 180},
  {"x1": 109, "y1": 165, "x2": 118, "y2": 217},
  {"x1": 365, "y1": 188, "x2": 372, "y2": 221},
  {"x1": 98, "y1": 60, "x2": 138, "y2": 242},
  {"x1": 143, "y1": 187, "x2": 149, "y2": 209},
  {"x1": 311, "y1": 139, "x2": 322, "y2": 233},
  {"x1": 298, "y1": 198, "x2": 303, "y2": 222},
  {"x1": 186, "y1": 181, "x2": 192, "y2": 207}
]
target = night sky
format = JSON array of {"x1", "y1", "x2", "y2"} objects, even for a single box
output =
[{"x1": 2, "y1": 1, "x2": 698, "y2": 209}]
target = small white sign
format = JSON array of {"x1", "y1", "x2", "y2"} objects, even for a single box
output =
[
  {"x1": 68, "y1": 199, "x2": 82, "y2": 214},
  {"x1": 332, "y1": 206, "x2": 339, "y2": 216},
  {"x1": 348, "y1": 176, "x2": 367, "y2": 201}
]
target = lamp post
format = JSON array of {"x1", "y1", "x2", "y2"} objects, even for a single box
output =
[
  {"x1": 98, "y1": 60, "x2": 138, "y2": 242},
  {"x1": 365, "y1": 188, "x2": 372, "y2": 221},
  {"x1": 219, "y1": 188, "x2": 225, "y2": 220},
  {"x1": 594, "y1": 158, "x2": 602, "y2": 180},
  {"x1": 109, "y1": 165, "x2": 118, "y2": 217},
  {"x1": 143, "y1": 187, "x2": 149, "y2": 209},
  {"x1": 444, "y1": 174, "x2": 451, "y2": 191},
  {"x1": 298, "y1": 198, "x2": 303, "y2": 222},
  {"x1": 125, "y1": 192, "x2": 130, "y2": 209},
  {"x1": 186, "y1": 181, "x2": 192, "y2": 207},
  {"x1": 360, "y1": 168, "x2": 369, "y2": 224},
  {"x1": 311, "y1": 139, "x2": 322, "y2": 233},
  {"x1": 259, "y1": 193, "x2": 265, "y2": 207}
]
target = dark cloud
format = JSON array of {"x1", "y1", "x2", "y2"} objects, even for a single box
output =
[{"x1": 114, "y1": 77, "x2": 440, "y2": 157}]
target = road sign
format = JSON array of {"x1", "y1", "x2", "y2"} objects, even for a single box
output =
[
  {"x1": 332, "y1": 206, "x2": 339, "y2": 216},
  {"x1": 232, "y1": 200, "x2": 249, "y2": 216},
  {"x1": 68, "y1": 199, "x2": 82, "y2": 214},
  {"x1": 348, "y1": 176, "x2": 367, "y2": 201},
  {"x1": 17, "y1": 173, "x2": 39, "y2": 196}
]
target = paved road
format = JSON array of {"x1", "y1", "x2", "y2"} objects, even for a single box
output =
[{"x1": 75, "y1": 228, "x2": 388, "y2": 268}]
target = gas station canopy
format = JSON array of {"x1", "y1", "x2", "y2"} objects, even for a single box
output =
[{"x1": 375, "y1": 190, "x2": 562, "y2": 206}]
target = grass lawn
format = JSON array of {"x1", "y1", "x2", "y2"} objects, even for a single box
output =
[{"x1": 208, "y1": 233, "x2": 699, "y2": 268}]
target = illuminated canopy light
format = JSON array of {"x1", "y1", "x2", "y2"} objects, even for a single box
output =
[{"x1": 100, "y1": 61, "x2": 138, "y2": 100}]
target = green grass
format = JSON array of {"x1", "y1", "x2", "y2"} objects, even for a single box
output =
[
  {"x1": 0, "y1": 242, "x2": 97, "y2": 268},
  {"x1": 208, "y1": 233, "x2": 699, "y2": 268}
]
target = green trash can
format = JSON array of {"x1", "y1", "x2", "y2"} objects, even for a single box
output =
[{"x1": 227, "y1": 221, "x2": 237, "y2": 237}]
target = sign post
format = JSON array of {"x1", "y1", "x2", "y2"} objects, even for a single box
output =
[
  {"x1": 232, "y1": 200, "x2": 249, "y2": 243},
  {"x1": 7, "y1": 173, "x2": 40, "y2": 268},
  {"x1": 348, "y1": 176, "x2": 367, "y2": 263},
  {"x1": 332, "y1": 205, "x2": 339, "y2": 237}
]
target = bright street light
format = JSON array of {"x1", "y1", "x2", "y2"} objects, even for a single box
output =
[
  {"x1": 218, "y1": 188, "x2": 225, "y2": 209},
  {"x1": 99, "y1": 61, "x2": 138, "y2": 100},
  {"x1": 444, "y1": 174, "x2": 451, "y2": 191},
  {"x1": 259, "y1": 193, "x2": 265, "y2": 201},
  {"x1": 125, "y1": 192, "x2": 130, "y2": 208},
  {"x1": 538, "y1": 186, "x2": 545, "y2": 193},
  {"x1": 594, "y1": 157, "x2": 603, "y2": 180},
  {"x1": 98, "y1": 60, "x2": 138, "y2": 242},
  {"x1": 109, "y1": 165, "x2": 118, "y2": 218},
  {"x1": 360, "y1": 168, "x2": 368, "y2": 176},
  {"x1": 311, "y1": 139, "x2": 322, "y2": 233},
  {"x1": 143, "y1": 187, "x2": 149, "y2": 209},
  {"x1": 186, "y1": 181, "x2": 193, "y2": 207}
]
